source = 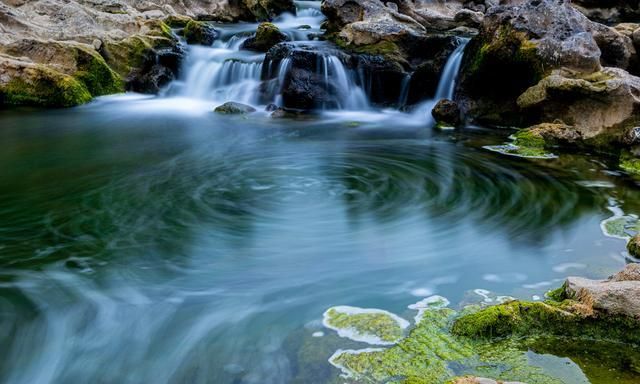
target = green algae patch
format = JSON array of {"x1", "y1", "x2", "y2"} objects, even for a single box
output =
[
  {"x1": 484, "y1": 130, "x2": 557, "y2": 159},
  {"x1": 323, "y1": 306, "x2": 409, "y2": 345},
  {"x1": 329, "y1": 309, "x2": 473, "y2": 383},
  {"x1": 619, "y1": 152, "x2": 640, "y2": 177},
  {"x1": 600, "y1": 207, "x2": 639, "y2": 240}
]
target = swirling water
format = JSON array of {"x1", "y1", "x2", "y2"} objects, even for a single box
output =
[{"x1": 0, "y1": 101, "x2": 639, "y2": 383}]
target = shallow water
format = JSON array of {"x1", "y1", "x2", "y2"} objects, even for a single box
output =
[{"x1": 0, "y1": 96, "x2": 639, "y2": 383}]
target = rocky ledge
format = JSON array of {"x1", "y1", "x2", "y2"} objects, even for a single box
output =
[{"x1": 0, "y1": 0, "x2": 295, "y2": 107}]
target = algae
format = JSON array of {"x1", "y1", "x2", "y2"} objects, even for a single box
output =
[{"x1": 323, "y1": 306, "x2": 409, "y2": 345}]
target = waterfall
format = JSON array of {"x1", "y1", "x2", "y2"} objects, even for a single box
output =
[
  {"x1": 322, "y1": 56, "x2": 369, "y2": 110},
  {"x1": 434, "y1": 38, "x2": 469, "y2": 100},
  {"x1": 410, "y1": 38, "x2": 470, "y2": 124}
]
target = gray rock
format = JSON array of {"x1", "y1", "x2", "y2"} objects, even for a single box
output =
[
  {"x1": 565, "y1": 263, "x2": 640, "y2": 319},
  {"x1": 214, "y1": 101, "x2": 257, "y2": 114}
]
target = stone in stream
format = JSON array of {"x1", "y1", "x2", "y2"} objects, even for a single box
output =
[
  {"x1": 183, "y1": 20, "x2": 218, "y2": 46},
  {"x1": 432, "y1": 98, "x2": 461, "y2": 128},
  {"x1": 214, "y1": 101, "x2": 257, "y2": 114},
  {"x1": 241, "y1": 22, "x2": 288, "y2": 52}
]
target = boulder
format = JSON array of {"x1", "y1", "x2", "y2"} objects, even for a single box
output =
[
  {"x1": 565, "y1": 264, "x2": 640, "y2": 319},
  {"x1": 432, "y1": 99, "x2": 461, "y2": 127},
  {"x1": 628, "y1": 235, "x2": 640, "y2": 258},
  {"x1": 1, "y1": 39, "x2": 123, "y2": 97},
  {"x1": 516, "y1": 68, "x2": 640, "y2": 147},
  {"x1": 262, "y1": 42, "x2": 350, "y2": 110},
  {"x1": 241, "y1": 22, "x2": 288, "y2": 52},
  {"x1": 183, "y1": 20, "x2": 218, "y2": 45},
  {"x1": 456, "y1": 0, "x2": 603, "y2": 126},
  {"x1": 0, "y1": 55, "x2": 92, "y2": 107},
  {"x1": 243, "y1": 0, "x2": 296, "y2": 21},
  {"x1": 214, "y1": 101, "x2": 257, "y2": 114}
]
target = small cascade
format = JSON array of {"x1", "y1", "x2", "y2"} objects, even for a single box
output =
[
  {"x1": 434, "y1": 38, "x2": 469, "y2": 100},
  {"x1": 410, "y1": 38, "x2": 470, "y2": 124},
  {"x1": 320, "y1": 55, "x2": 369, "y2": 110}
]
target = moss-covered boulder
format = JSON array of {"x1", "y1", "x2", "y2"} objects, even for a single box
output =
[
  {"x1": 183, "y1": 20, "x2": 218, "y2": 46},
  {"x1": 102, "y1": 32, "x2": 184, "y2": 94},
  {"x1": 0, "y1": 56, "x2": 92, "y2": 107},
  {"x1": 1, "y1": 39, "x2": 124, "y2": 98},
  {"x1": 241, "y1": 22, "x2": 288, "y2": 52},
  {"x1": 214, "y1": 101, "x2": 257, "y2": 114},
  {"x1": 243, "y1": 0, "x2": 296, "y2": 21},
  {"x1": 456, "y1": 0, "x2": 602, "y2": 126}
]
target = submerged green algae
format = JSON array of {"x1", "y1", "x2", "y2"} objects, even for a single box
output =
[
  {"x1": 320, "y1": 293, "x2": 640, "y2": 384},
  {"x1": 323, "y1": 306, "x2": 409, "y2": 345},
  {"x1": 483, "y1": 131, "x2": 557, "y2": 159}
]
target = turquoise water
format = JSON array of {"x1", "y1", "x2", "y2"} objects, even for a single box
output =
[{"x1": 0, "y1": 96, "x2": 637, "y2": 383}]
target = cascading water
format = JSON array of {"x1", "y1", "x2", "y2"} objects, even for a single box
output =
[
  {"x1": 168, "y1": 0, "x2": 371, "y2": 111},
  {"x1": 408, "y1": 38, "x2": 470, "y2": 125}
]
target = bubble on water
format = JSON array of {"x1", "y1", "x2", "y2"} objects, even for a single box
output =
[{"x1": 408, "y1": 295, "x2": 450, "y2": 324}]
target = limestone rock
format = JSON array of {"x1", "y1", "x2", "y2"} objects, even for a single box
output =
[
  {"x1": 565, "y1": 263, "x2": 640, "y2": 319},
  {"x1": 516, "y1": 68, "x2": 640, "y2": 146}
]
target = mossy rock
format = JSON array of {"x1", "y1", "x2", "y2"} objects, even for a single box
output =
[
  {"x1": 214, "y1": 101, "x2": 257, "y2": 114},
  {"x1": 241, "y1": 22, "x2": 288, "y2": 52},
  {"x1": 628, "y1": 234, "x2": 640, "y2": 258},
  {"x1": 452, "y1": 299, "x2": 640, "y2": 345},
  {"x1": 164, "y1": 15, "x2": 192, "y2": 28},
  {"x1": 183, "y1": 20, "x2": 218, "y2": 45},
  {"x1": 620, "y1": 151, "x2": 640, "y2": 176},
  {"x1": 0, "y1": 60, "x2": 92, "y2": 107}
]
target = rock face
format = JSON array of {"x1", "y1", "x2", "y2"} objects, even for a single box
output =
[
  {"x1": 241, "y1": 22, "x2": 288, "y2": 52},
  {"x1": 432, "y1": 99, "x2": 462, "y2": 127},
  {"x1": 565, "y1": 263, "x2": 640, "y2": 319}
]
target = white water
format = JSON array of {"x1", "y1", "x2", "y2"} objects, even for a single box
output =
[{"x1": 163, "y1": 2, "x2": 468, "y2": 124}]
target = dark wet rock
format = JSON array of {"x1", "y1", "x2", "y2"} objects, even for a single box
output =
[
  {"x1": 214, "y1": 101, "x2": 257, "y2": 114},
  {"x1": 432, "y1": 99, "x2": 461, "y2": 127},
  {"x1": 591, "y1": 22, "x2": 637, "y2": 71},
  {"x1": 183, "y1": 20, "x2": 218, "y2": 45},
  {"x1": 102, "y1": 34, "x2": 185, "y2": 94},
  {"x1": 243, "y1": 0, "x2": 296, "y2": 21},
  {"x1": 453, "y1": 8, "x2": 483, "y2": 29},
  {"x1": 572, "y1": 0, "x2": 640, "y2": 24},
  {"x1": 263, "y1": 42, "x2": 350, "y2": 110},
  {"x1": 516, "y1": 68, "x2": 640, "y2": 148},
  {"x1": 354, "y1": 54, "x2": 407, "y2": 106},
  {"x1": 241, "y1": 22, "x2": 288, "y2": 52},
  {"x1": 265, "y1": 103, "x2": 278, "y2": 112}
]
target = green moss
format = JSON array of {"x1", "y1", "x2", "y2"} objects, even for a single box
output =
[
  {"x1": 452, "y1": 299, "x2": 640, "y2": 345},
  {"x1": 620, "y1": 152, "x2": 640, "y2": 176},
  {"x1": 1, "y1": 65, "x2": 92, "y2": 107},
  {"x1": 184, "y1": 20, "x2": 217, "y2": 45},
  {"x1": 330, "y1": 309, "x2": 473, "y2": 383},
  {"x1": 165, "y1": 15, "x2": 192, "y2": 28},
  {"x1": 324, "y1": 307, "x2": 406, "y2": 343},
  {"x1": 72, "y1": 47, "x2": 124, "y2": 96},
  {"x1": 513, "y1": 129, "x2": 545, "y2": 148},
  {"x1": 545, "y1": 286, "x2": 566, "y2": 302}
]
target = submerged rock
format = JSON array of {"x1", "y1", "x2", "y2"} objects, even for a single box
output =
[
  {"x1": 214, "y1": 101, "x2": 257, "y2": 114},
  {"x1": 241, "y1": 22, "x2": 288, "y2": 52},
  {"x1": 183, "y1": 20, "x2": 218, "y2": 46},
  {"x1": 432, "y1": 99, "x2": 461, "y2": 128}
]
